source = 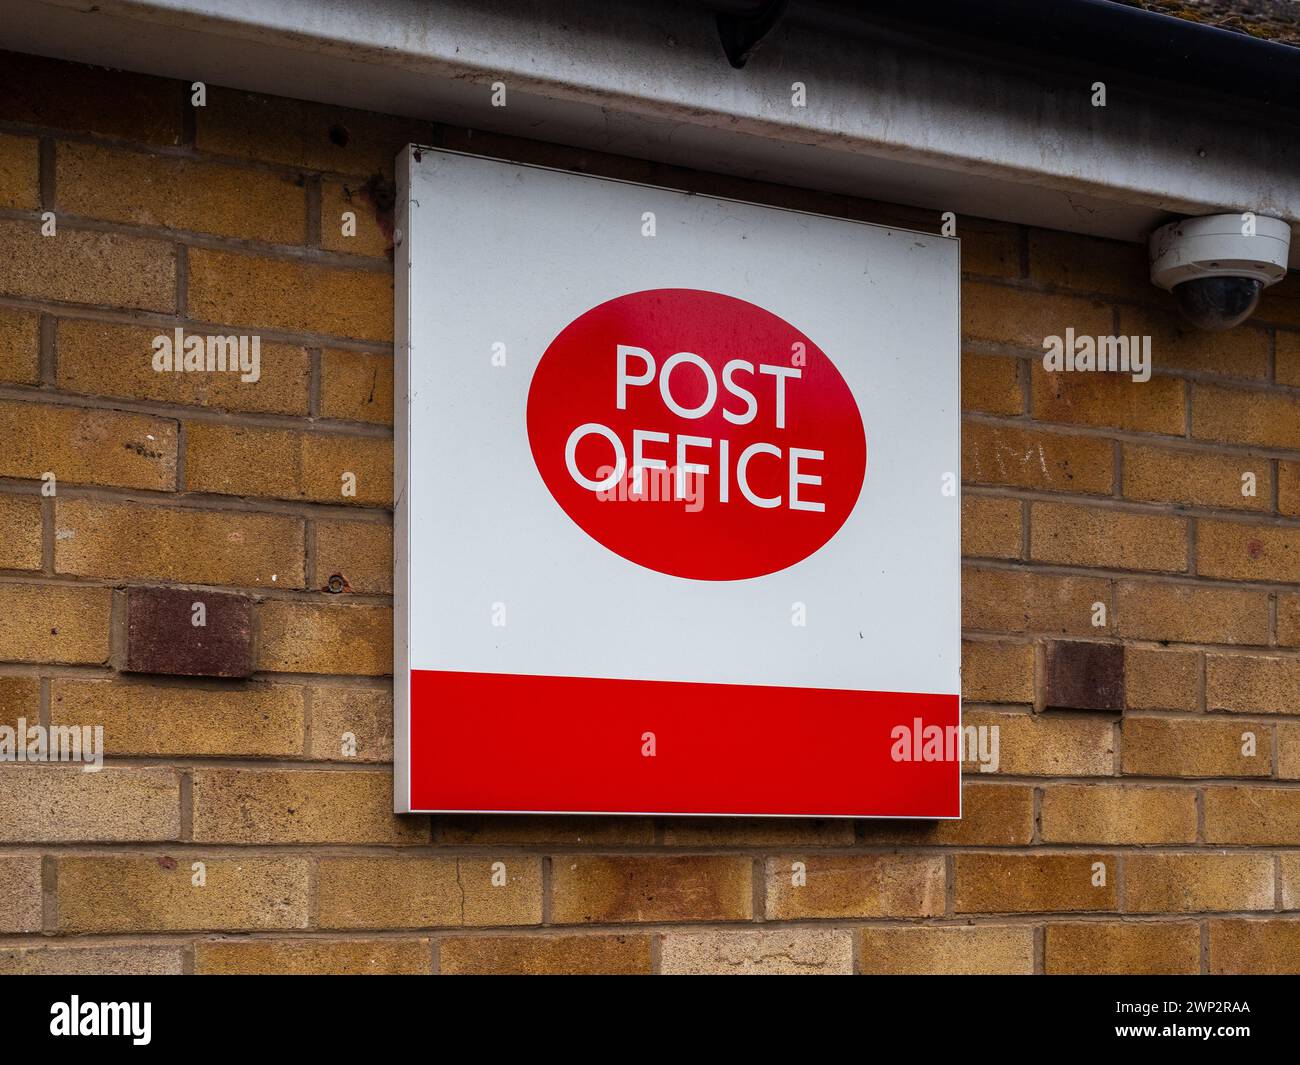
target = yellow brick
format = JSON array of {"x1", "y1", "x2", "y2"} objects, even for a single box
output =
[
  {"x1": 955, "y1": 853, "x2": 1117, "y2": 913},
  {"x1": 1255, "y1": 273, "x2": 1300, "y2": 328},
  {"x1": 1124, "y1": 854, "x2": 1274, "y2": 913},
  {"x1": 0, "y1": 493, "x2": 42, "y2": 570},
  {"x1": 0, "y1": 219, "x2": 174, "y2": 311},
  {"x1": 0, "y1": 584, "x2": 110, "y2": 664},
  {"x1": 0, "y1": 676, "x2": 40, "y2": 730},
  {"x1": 1278, "y1": 723, "x2": 1300, "y2": 779},
  {"x1": 0, "y1": 945, "x2": 183, "y2": 975},
  {"x1": 1204, "y1": 786, "x2": 1300, "y2": 844},
  {"x1": 1032, "y1": 363, "x2": 1185, "y2": 434},
  {"x1": 1117, "y1": 304, "x2": 1271, "y2": 379},
  {"x1": 961, "y1": 495, "x2": 1021, "y2": 559},
  {"x1": 322, "y1": 181, "x2": 393, "y2": 257},
  {"x1": 1197, "y1": 519, "x2": 1300, "y2": 583},
  {"x1": 1121, "y1": 717, "x2": 1269, "y2": 778},
  {"x1": 1031, "y1": 502, "x2": 1187, "y2": 572},
  {"x1": 963, "y1": 422, "x2": 1113, "y2": 494},
  {"x1": 961, "y1": 352, "x2": 1022, "y2": 414},
  {"x1": 1117, "y1": 580, "x2": 1269, "y2": 645},
  {"x1": 440, "y1": 934, "x2": 652, "y2": 975},
  {"x1": 1040, "y1": 785, "x2": 1196, "y2": 844},
  {"x1": 962, "y1": 567, "x2": 1110, "y2": 635},
  {"x1": 193, "y1": 769, "x2": 423, "y2": 844},
  {"x1": 320, "y1": 348, "x2": 394, "y2": 424},
  {"x1": 551, "y1": 856, "x2": 752, "y2": 923},
  {"x1": 196, "y1": 87, "x2": 426, "y2": 176},
  {"x1": 195, "y1": 939, "x2": 430, "y2": 975},
  {"x1": 58, "y1": 320, "x2": 309, "y2": 415},
  {"x1": 1206, "y1": 654, "x2": 1300, "y2": 714},
  {"x1": 51, "y1": 679, "x2": 304, "y2": 756},
  {"x1": 184, "y1": 422, "x2": 391, "y2": 506},
  {"x1": 859, "y1": 782, "x2": 1034, "y2": 845},
  {"x1": 54, "y1": 498, "x2": 304, "y2": 587},
  {"x1": 765, "y1": 855, "x2": 943, "y2": 919},
  {"x1": 1281, "y1": 462, "x2": 1300, "y2": 517},
  {"x1": 1209, "y1": 919, "x2": 1300, "y2": 974},
  {"x1": 659, "y1": 818, "x2": 853, "y2": 847},
  {"x1": 257, "y1": 601, "x2": 392, "y2": 676},
  {"x1": 1125, "y1": 647, "x2": 1199, "y2": 710},
  {"x1": 0, "y1": 132, "x2": 37, "y2": 210},
  {"x1": 1191, "y1": 383, "x2": 1300, "y2": 450},
  {"x1": 1045, "y1": 922, "x2": 1199, "y2": 974},
  {"x1": 57, "y1": 141, "x2": 306, "y2": 243},
  {"x1": 961, "y1": 710, "x2": 1114, "y2": 776},
  {"x1": 437, "y1": 816, "x2": 653, "y2": 846},
  {"x1": 56, "y1": 856, "x2": 308, "y2": 932},
  {"x1": 0, "y1": 306, "x2": 38, "y2": 385},
  {"x1": 0, "y1": 855, "x2": 42, "y2": 933},
  {"x1": 962, "y1": 281, "x2": 1111, "y2": 347},
  {"x1": 182, "y1": 422, "x2": 292, "y2": 499},
  {"x1": 315, "y1": 519, "x2": 392, "y2": 593},
  {"x1": 1282, "y1": 594, "x2": 1300, "y2": 647},
  {"x1": 318, "y1": 857, "x2": 541, "y2": 928},
  {"x1": 661, "y1": 929, "x2": 853, "y2": 975},
  {"x1": 860, "y1": 926, "x2": 1033, "y2": 974},
  {"x1": 1281, "y1": 853, "x2": 1300, "y2": 910},
  {"x1": 1122, "y1": 444, "x2": 1271, "y2": 512},
  {"x1": 301, "y1": 431, "x2": 393, "y2": 506},
  {"x1": 959, "y1": 220, "x2": 1021, "y2": 279},
  {"x1": 1027, "y1": 230, "x2": 1152, "y2": 299},
  {"x1": 0, "y1": 766, "x2": 178, "y2": 842},
  {"x1": 187, "y1": 247, "x2": 392, "y2": 342},
  {"x1": 0, "y1": 399, "x2": 177, "y2": 490},
  {"x1": 308, "y1": 686, "x2": 392, "y2": 762},
  {"x1": 961, "y1": 640, "x2": 1033, "y2": 703},
  {"x1": 1278, "y1": 330, "x2": 1300, "y2": 386},
  {"x1": 0, "y1": 52, "x2": 182, "y2": 145}
]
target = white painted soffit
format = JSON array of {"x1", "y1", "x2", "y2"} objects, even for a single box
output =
[{"x1": 3, "y1": 0, "x2": 1298, "y2": 264}]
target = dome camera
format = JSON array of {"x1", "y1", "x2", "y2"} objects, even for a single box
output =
[{"x1": 1149, "y1": 214, "x2": 1291, "y2": 330}]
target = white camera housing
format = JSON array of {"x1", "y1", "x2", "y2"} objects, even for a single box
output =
[{"x1": 1150, "y1": 213, "x2": 1291, "y2": 330}]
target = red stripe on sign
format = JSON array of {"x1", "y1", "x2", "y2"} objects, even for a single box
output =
[{"x1": 409, "y1": 670, "x2": 960, "y2": 817}]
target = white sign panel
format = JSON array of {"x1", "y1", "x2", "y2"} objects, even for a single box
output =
[{"x1": 395, "y1": 147, "x2": 960, "y2": 817}]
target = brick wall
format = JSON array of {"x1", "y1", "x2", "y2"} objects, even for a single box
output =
[{"x1": 0, "y1": 50, "x2": 1298, "y2": 976}]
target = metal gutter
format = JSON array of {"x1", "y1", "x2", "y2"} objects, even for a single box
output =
[
  {"x1": 2, "y1": 0, "x2": 1296, "y2": 261},
  {"x1": 791, "y1": 0, "x2": 1300, "y2": 116}
]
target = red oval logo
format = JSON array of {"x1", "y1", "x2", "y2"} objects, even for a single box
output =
[{"x1": 526, "y1": 289, "x2": 866, "y2": 580}]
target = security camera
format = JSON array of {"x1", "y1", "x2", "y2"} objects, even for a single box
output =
[{"x1": 1149, "y1": 214, "x2": 1291, "y2": 330}]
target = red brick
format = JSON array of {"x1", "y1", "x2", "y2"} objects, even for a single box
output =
[
  {"x1": 125, "y1": 587, "x2": 254, "y2": 679},
  {"x1": 1043, "y1": 640, "x2": 1125, "y2": 711}
]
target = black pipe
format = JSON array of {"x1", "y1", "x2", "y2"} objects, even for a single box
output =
[{"x1": 702, "y1": 0, "x2": 1300, "y2": 116}]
